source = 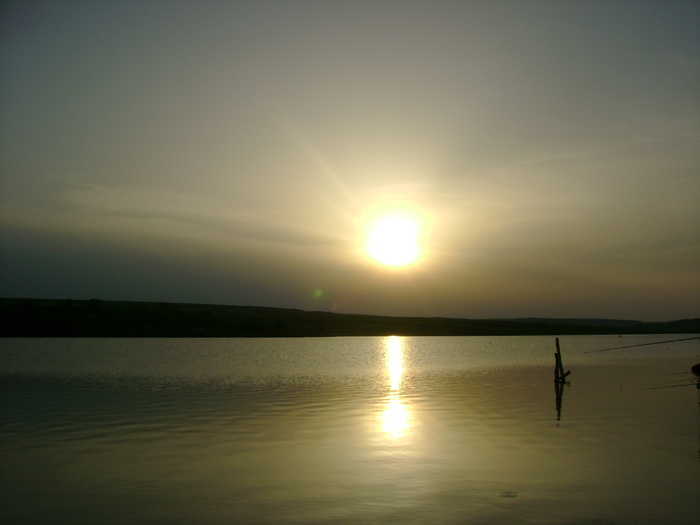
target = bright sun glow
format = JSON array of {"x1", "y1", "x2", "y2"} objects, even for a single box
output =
[{"x1": 364, "y1": 214, "x2": 422, "y2": 268}]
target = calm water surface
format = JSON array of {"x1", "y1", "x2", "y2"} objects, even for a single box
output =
[{"x1": 2, "y1": 335, "x2": 699, "y2": 524}]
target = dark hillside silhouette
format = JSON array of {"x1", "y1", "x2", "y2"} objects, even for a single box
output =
[{"x1": 1, "y1": 298, "x2": 698, "y2": 337}]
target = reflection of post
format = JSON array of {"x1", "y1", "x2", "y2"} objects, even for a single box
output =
[{"x1": 554, "y1": 380, "x2": 564, "y2": 421}]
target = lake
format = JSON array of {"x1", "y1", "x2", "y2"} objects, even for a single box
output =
[{"x1": 1, "y1": 335, "x2": 699, "y2": 524}]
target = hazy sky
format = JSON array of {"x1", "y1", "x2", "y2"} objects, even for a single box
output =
[{"x1": 1, "y1": 0, "x2": 698, "y2": 321}]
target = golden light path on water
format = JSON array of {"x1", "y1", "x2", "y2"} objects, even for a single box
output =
[{"x1": 381, "y1": 335, "x2": 411, "y2": 438}]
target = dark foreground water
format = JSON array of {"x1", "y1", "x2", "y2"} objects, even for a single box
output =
[{"x1": 1, "y1": 335, "x2": 699, "y2": 524}]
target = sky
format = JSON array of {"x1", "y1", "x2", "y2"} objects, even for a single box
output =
[{"x1": 1, "y1": 0, "x2": 698, "y2": 322}]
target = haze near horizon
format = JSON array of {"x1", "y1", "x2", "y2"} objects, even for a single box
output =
[{"x1": 1, "y1": 1, "x2": 698, "y2": 322}]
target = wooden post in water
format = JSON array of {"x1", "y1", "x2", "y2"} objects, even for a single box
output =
[{"x1": 554, "y1": 338, "x2": 571, "y2": 383}]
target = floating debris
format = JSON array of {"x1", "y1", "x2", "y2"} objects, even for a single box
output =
[{"x1": 500, "y1": 491, "x2": 517, "y2": 497}]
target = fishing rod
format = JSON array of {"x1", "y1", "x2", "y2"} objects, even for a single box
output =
[
  {"x1": 585, "y1": 336, "x2": 700, "y2": 354},
  {"x1": 639, "y1": 356, "x2": 700, "y2": 392},
  {"x1": 654, "y1": 377, "x2": 700, "y2": 386},
  {"x1": 641, "y1": 382, "x2": 699, "y2": 391}
]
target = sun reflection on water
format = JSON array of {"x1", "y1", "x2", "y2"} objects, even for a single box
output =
[
  {"x1": 382, "y1": 393, "x2": 410, "y2": 437},
  {"x1": 381, "y1": 336, "x2": 411, "y2": 438},
  {"x1": 386, "y1": 335, "x2": 404, "y2": 392}
]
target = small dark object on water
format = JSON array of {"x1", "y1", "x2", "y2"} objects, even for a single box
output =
[
  {"x1": 691, "y1": 363, "x2": 700, "y2": 377},
  {"x1": 500, "y1": 491, "x2": 517, "y2": 497}
]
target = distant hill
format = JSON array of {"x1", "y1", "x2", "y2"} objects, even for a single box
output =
[
  {"x1": 500, "y1": 318, "x2": 645, "y2": 327},
  {"x1": 1, "y1": 298, "x2": 698, "y2": 337}
]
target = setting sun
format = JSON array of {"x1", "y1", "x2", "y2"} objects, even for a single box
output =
[{"x1": 363, "y1": 213, "x2": 424, "y2": 268}]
